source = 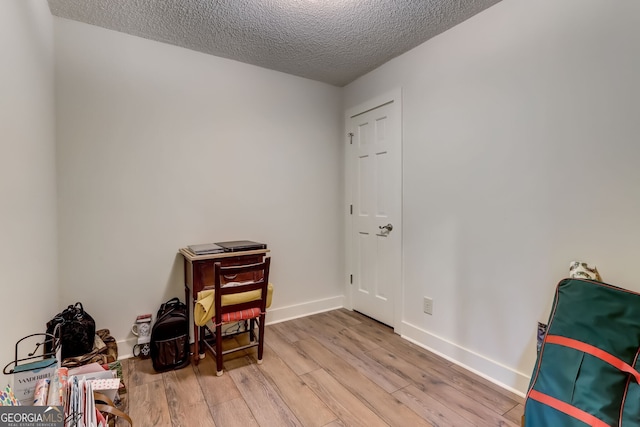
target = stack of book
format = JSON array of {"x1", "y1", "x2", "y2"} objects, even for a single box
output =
[
  {"x1": 187, "y1": 243, "x2": 224, "y2": 255},
  {"x1": 188, "y1": 241, "x2": 267, "y2": 255}
]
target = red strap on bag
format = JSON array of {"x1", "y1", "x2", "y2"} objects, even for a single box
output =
[
  {"x1": 527, "y1": 334, "x2": 640, "y2": 426},
  {"x1": 546, "y1": 335, "x2": 640, "y2": 384},
  {"x1": 528, "y1": 389, "x2": 609, "y2": 427}
]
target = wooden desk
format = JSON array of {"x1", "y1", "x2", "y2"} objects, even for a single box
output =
[{"x1": 179, "y1": 247, "x2": 270, "y2": 364}]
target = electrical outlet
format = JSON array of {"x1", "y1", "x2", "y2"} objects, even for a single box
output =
[{"x1": 423, "y1": 297, "x2": 433, "y2": 315}]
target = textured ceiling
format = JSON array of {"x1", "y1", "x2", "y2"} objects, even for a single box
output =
[{"x1": 47, "y1": 0, "x2": 502, "y2": 87}]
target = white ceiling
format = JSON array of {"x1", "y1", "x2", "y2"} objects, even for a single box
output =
[{"x1": 47, "y1": 0, "x2": 502, "y2": 87}]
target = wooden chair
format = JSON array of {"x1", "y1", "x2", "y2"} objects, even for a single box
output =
[{"x1": 201, "y1": 258, "x2": 271, "y2": 376}]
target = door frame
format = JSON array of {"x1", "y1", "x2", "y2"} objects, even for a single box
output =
[{"x1": 344, "y1": 88, "x2": 403, "y2": 332}]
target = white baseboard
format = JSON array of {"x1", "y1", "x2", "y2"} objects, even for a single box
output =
[
  {"x1": 266, "y1": 295, "x2": 345, "y2": 325},
  {"x1": 400, "y1": 320, "x2": 530, "y2": 396},
  {"x1": 118, "y1": 337, "x2": 137, "y2": 360}
]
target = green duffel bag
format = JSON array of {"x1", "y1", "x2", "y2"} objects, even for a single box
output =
[{"x1": 524, "y1": 278, "x2": 640, "y2": 427}]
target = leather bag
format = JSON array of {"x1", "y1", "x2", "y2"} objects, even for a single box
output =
[{"x1": 46, "y1": 302, "x2": 96, "y2": 360}]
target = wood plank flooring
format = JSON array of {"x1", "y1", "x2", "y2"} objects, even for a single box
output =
[{"x1": 115, "y1": 309, "x2": 523, "y2": 426}]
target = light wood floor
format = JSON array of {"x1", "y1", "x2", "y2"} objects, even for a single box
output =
[{"x1": 115, "y1": 309, "x2": 524, "y2": 427}]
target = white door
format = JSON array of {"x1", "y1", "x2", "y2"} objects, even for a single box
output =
[{"x1": 347, "y1": 93, "x2": 402, "y2": 328}]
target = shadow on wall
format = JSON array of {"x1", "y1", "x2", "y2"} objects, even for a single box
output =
[
  {"x1": 124, "y1": 253, "x2": 185, "y2": 350},
  {"x1": 14, "y1": 1, "x2": 51, "y2": 63},
  {"x1": 161, "y1": 253, "x2": 185, "y2": 307}
]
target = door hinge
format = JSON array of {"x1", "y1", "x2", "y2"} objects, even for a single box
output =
[
  {"x1": 350, "y1": 204, "x2": 353, "y2": 215},
  {"x1": 348, "y1": 132, "x2": 354, "y2": 144},
  {"x1": 350, "y1": 274, "x2": 353, "y2": 284}
]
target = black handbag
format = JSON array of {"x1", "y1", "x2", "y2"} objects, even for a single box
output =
[{"x1": 45, "y1": 302, "x2": 96, "y2": 360}]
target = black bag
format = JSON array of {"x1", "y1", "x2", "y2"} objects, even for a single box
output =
[
  {"x1": 150, "y1": 297, "x2": 190, "y2": 372},
  {"x1": 45, "y1": 302, "x2": 96, "y2": 360}
]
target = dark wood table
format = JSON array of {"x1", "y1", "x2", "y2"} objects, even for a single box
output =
[{"x1": 179, "y1": 247, "x2": 270, "y2": 364}]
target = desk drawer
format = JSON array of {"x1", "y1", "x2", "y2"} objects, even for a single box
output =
[{"x1": 192, "y1": 254, "x2": 265, "y2": 292}]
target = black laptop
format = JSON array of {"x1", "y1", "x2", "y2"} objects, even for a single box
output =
[{"x1": 214, "y1": 240, "x2": 267, "y2": 252}]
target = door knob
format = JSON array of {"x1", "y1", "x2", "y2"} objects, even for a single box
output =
[{"x1": 379, "y1": 223, "x2": 393, "y2": 232}]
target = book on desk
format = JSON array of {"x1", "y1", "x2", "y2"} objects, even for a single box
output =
[
  {"x1": 187, "y1": 243, "x2": 224, "y2": 255},
  {"x1": 188, "y1": 240, "x2": 266, "y2": 255}
]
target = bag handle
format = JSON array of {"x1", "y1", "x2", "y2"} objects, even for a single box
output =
[
  {"x1": 59, "y1": 302, "x2": 87, "y2": 321},
  {"x1": 159, "y1": 298, "x2": 183, "y2": 315},
  {"x1": 71, "y1": 302, "x2": 87, "y2": 320},
  {"x1": 162, "y1": 297, "x2": 181, "y2": 308},
  {"x1": 95, "y1": 403, "x2": 133, "y2": 426},
  {"x1": 94, "y1": 392, "x2": 133, "y2": 426}
]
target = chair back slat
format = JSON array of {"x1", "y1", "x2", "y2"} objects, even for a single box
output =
[{"x1": 213, "y1": 258, "x2": 271, "y2": 321}]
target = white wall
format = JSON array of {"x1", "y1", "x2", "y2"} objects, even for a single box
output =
[
  {"x1": 8, "y1": 0, "x2": 637, "y2": 396},
  {"x1": 0, "y1": 1, "x2": 57, "y2": 377},
  {"x1": 345, "y1": 0, "x2": 640, "y2": 394},
  {"x1": 54, "y1": 19, "x2": 344, "y2": 355}
]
